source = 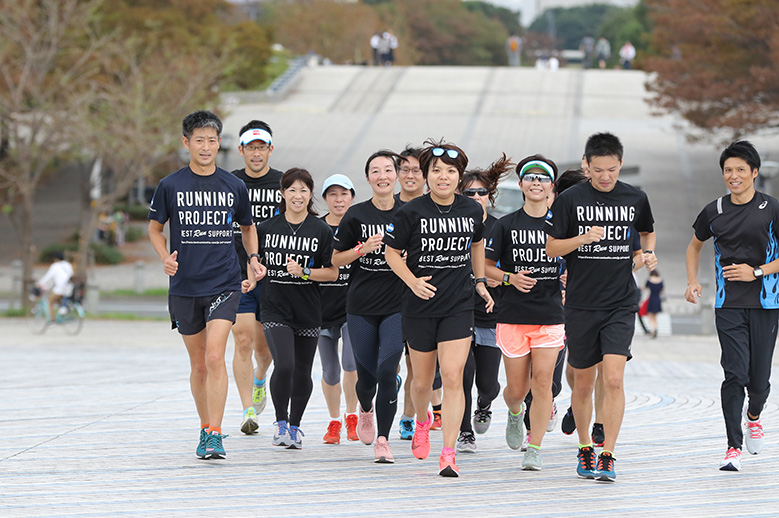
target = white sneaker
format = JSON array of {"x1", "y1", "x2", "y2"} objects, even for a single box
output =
[
  {"x1": 745, "y1": 418, "x2": 765, "y2": 455},
  {"x1": 719, "y1": 447, "x2": 742, "y2": 471},
  {"x1": 520, "y1": 431, "x2": 530, "y2": 452},
  {"x1": 547, "y1": 402, "x2": 558, "y2": 433},
  {"x1": 240, "y1": 407, "x2": 259, "y2": 435}
]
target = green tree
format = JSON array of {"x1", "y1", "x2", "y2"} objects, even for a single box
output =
[
  {"x1": 529, "y1": 4, "x2": 621, "y2": 49},
  {"x1": 463, "y1": 1, "x2": 523, "y2": 36},
  {"x1": 645, "y1": 0, "x2": 779, "y2": 140}
]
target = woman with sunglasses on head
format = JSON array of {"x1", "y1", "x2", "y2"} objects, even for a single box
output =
[
  {"x1": 385, "y1": 140, "x2": 493, "y2": 477},
  {"x1": 484, "y1": 155, "x2": 564, "y2": 471},
  {"x1": 332, "y1": 150, "x2": 405, "y2": 463},
  {"x1": 455, "y1": 155, "x2": 514, "y2": 454},
  {"x1": 257, "y1": 168, "x2": 339, "y2": 450}
]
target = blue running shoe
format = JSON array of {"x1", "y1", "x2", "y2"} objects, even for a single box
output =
[
  {"x1": 273, "y1": 420, "x2": 290, "y2": 447},
  {"x1": 204, "y1": 432, "x2": 227, "y2": 459},
  {"x1": 577, "y1": 446, "x2": 598, "y2": 479},
  {"x1": 597, "y1": 452, "x2": 616, "y2": 482},
  {"x1": 399, "y1": 417, "x2": 414, "y2": 440},
  {"x1": 196, "y1": 428, "x2": 208, "y2": 458},
  {"x1": 287, "y1": 425, "x2": 305, "y2": 449}
]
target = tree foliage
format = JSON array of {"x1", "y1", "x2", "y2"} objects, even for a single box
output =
[
  {"x1": 463, "y1": 2, "x2": 523, "y2": 36},
  {"x1": 529, "y1": 4, "x2": 621, "y2": 49},
  {"x1": 644, "y1": 0, "x2": 779, "y2": 140}
]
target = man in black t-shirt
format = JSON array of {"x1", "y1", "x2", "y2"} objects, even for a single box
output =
[
  {"x1": 686, "y1": 140, "x2": 779, "y2": 472},
  {"x1": 545, "y1": 132, "x2": 656, "y2": 481},
  {"x1": 148, "y1": 111, "x2": 265, "y2": 460},
  {"x1": 230, "y1": 120, "x2": 283, "y2": 435}
]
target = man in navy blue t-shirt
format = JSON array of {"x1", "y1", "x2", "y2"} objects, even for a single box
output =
[
  {"x1": 148, "y1": 110, "x2": 265, "y2": 460},
  {"x1": 686, "y1": 140, "x2": 779, "y2": 472}
]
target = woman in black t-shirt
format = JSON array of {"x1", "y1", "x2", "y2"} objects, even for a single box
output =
[
  {"x1": 332, "y1": 150, "x2": 405, "y2": 464},
  {"x1": 485, "y1": 155, "x2": 564, "y2": 471},
  {"x1": 317, "y1": 174, "x2": 359, "y2": 444},
  {"x1": 385, "y1": 140, "x2": 493, "y2": 478},
  {"x1": 257, "y1": 168, "x2": 338, "y2": 450},
  {"x1": 455, "y1": 155, "x2": 513, "y2": 454}
]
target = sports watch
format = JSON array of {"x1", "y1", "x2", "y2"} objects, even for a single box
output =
[
  {"x1": 754, "y1": 267, "x2": 764, "y2": 278},
  {"x1": 302, "y1": 267, "x2": 311, "y2": 280},
  {"x1": 503, "y1": 272, "x2": 511, "y2": 285}
]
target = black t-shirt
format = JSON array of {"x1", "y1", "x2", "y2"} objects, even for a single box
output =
[
  {"x1": 693, "y1": 191, "x2": 779, "y2": 309},
  {"x1": 487, "y1": 209, "x2": 563, "y2": 325},
  {"x1": 545, "y1": 180, "x2": 654, "y2": 310},
  {"x1": 319, "y1": 216, "x2": 352, "y2": 327},
  {"x1": 384, "y1": 193, "x2": 484, "y2": 317},
  {"x1": 232, "y1": 167, "x2": 283, "y2": 278},
  {"x1": 257, "y1": 213, "x2": 334, "y2": 328},
  {"x1": 147, "y1": 166, "x2": 252, "y2": 297},
  {"x1": 474, "y1": 214, "x2": 499, "y2": 328},
  {"x1": 333, "y1": 199, "x2": 404, "y2": 316}
]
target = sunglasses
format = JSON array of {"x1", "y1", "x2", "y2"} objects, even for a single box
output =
[
  {"x1": 521, "y1": 173, "x2": 553, "y2": 184},
  {"x1": 463, "y1": 188, "x2": 489, "y2": 197},
  {"x1": 432, "y1": 147, "x2": 460, "y2": 159}
]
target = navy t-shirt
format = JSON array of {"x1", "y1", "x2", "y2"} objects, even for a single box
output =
[
  {"x1": 232, "y1": 167, "x2": 283, "y2": 278},
  {"x1": 258, "y1": 213, "x2": 334, "y2": 328},
  {"x1": 693, "y1": 192, "x2": 779, "y2": 308},
  {"x1": 544, "y1": 180, "x2": 654, "y2": 310},
  {"x1": 487, "y1": 208, "x2": 563, "y2": 325},
  {"x1": 384, "y1": 193, "x2": 485, "y2": 318},
  {"x1": 319, "y1": 217, "x2": 352, "y2": 328},
  {"x1": 334, "y1": 199, "x2": 404, "y2": 316},
  {"x1": 148, "y1": 166, "x2": 252, "y2": 297}
]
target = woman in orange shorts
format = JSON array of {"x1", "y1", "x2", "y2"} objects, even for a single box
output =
[{"x1": 485, "y1": 154, "x2": 564, "y2": 470}]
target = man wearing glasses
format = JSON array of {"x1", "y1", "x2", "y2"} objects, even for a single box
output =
[
  {"x1": 231, "y1": 121, "x2": 283, "y2": 435},
  {"x1": 545, "y1": 132, "x2": 657, "y2": 482}
]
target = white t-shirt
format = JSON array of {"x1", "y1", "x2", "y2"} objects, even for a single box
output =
[{"x1": 39, "y1": 261, "x2": 74, "y2": 296}]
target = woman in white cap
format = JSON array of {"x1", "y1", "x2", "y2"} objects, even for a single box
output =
[
  {"x1": 485, "y1": 154, "x2": 564, "y2": 471},
  {"x1": 318, "y1": 174, "x2": 359, "y2": 444},
  {"x1": 332, "y1": 150, "x2": 405, "y2": 463}
]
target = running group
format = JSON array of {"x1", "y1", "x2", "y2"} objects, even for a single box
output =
[{"x1": 148, "y1": 110, "x2": 777, "y2": 480}]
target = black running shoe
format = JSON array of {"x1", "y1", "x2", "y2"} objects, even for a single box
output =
[
  {"x1": 591, "y1": 422, "x2": 605, "y2": 447},
  {"x1": 561, "y1": 406, "x2": 576, "y2": 435}
]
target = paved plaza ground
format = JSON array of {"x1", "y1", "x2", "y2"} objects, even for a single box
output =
[{"x1": 1, "y1": 318, "x2": 778, "y2": 517}]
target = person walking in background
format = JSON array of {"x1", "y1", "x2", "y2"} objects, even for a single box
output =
[
  {"x1": 579, "y1": 34, "x2": 595, "y2": 69},
  {"x1": 644, "y1": 270, "x2": 664, "y2": 338},
  {"x1": 619, "y1": 41, "x2": 636, "y2": 70},
  {"x1": 318, "y1": 174, "x2": 359, "y2": 444},
  {"x1": 148, "y1": 110, "x2": 263, "y2": 460},
  {"x1": 257, "y1": 168, "x2": 338, "y2": 450},
  {"x1": 686, "y1": 140, "x2": 779, "y2": 472},
  {"x1": 596, "y1": 37, "x2": 611, "y2": 69},
  {"x1": 370, "y1": 32, "x2": 381, "y2": 66},
  {"x1": 506, "y1": 35, "x2": 522, "y2": 67}
]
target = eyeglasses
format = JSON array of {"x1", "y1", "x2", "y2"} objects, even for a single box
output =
[
  {"x1": 244, "y1": 143, "x2": 269, "y2": 152},
  {"x1": 400, "y1": 166, "x2": 421, "y2": 174},
  {"x1": 463, "y1": 188, "x2": 489, "y2": 197},
  {"x1": 521, "y1": 173, "x2": 552, "y2": 184},
  {"x1": 432, "y1": 147, "x2": 459, "y2": 159}
]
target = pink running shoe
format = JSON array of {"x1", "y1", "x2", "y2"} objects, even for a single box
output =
[
  {"x1": 357, "y1": 404, "x2": 375, "y2": 445},
  {"x1": 374, "y1": 436, "x2": 394, "y2": 464},
  {"x1": 412, "y1": 411, "x2": 432, "y2": 460},
  {"x1": 438, "y1": 448, "x2": 459, "y2": 477}
]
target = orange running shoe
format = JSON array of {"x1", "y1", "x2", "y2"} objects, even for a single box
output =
[
  {"x1": 431, "y1": 410, "x2": 442, "y2": 431},
  {"x1": 323, "y1": 420, "x2": 341, "y2": 444},
  {"x1": 345, "y1": 413, "x2": 359, "y2": 441}
]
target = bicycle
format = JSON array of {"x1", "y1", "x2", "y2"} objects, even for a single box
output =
[{"x1": 27, "y1": 284, "x2": 85, "y2": 336}]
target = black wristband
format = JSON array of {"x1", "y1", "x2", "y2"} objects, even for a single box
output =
[
  {"x1": 475, "y1": 277, "x2": 488, "y2": 286},
  {"x1": 249, "y1": 253, "x2": 261, "y2": 262}
]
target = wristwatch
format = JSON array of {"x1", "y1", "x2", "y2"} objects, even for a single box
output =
[
  {"x1": 302, "y1": 267, "x2": 311, "y2": 280},
  {"x1": 502, "y1": 272, "x2": 511, "y2": 285},
  {"x1": 754, "y1": 267, "x2": 764, "y2": 278},
  {"x1": 644, "y1": 250, "x2": 654, "y2": 255},
  {"x1": 475, "y1": 277, "x2": 488, "y2": 286},
  {"x1": 249, "y1": 253, "x2": 261, "y2": 261}
]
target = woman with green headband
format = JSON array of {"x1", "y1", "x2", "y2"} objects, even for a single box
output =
[{"x1": 485, "y1": 153, "x2": 564, "y2": 471}]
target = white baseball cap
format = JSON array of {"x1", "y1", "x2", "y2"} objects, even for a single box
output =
[{"x1": 322, "y1": 174, "x2": 355, "y2": 196}]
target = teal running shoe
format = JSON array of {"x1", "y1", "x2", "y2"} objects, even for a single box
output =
[
  {"x1": 204, "y1": 432, "x2": 227, "y2": 459},
  {"x1": 196, "y1": 428, "x2": 208, "y2": 459}
]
